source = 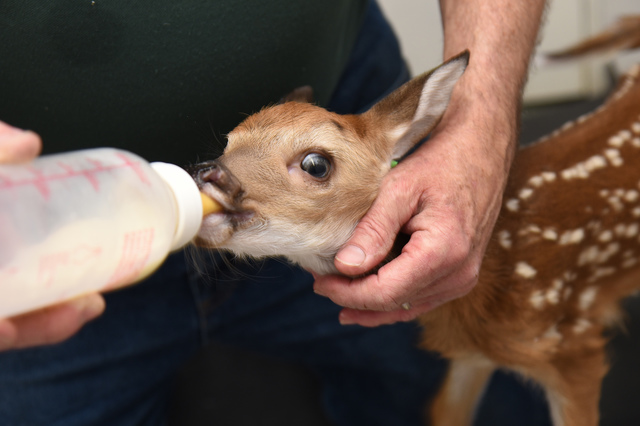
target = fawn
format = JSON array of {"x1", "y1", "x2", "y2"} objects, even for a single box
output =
[{"x1": 191, "y1": 37, "x2": 640, "y2": 425}]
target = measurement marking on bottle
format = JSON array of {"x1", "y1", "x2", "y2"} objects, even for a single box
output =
[
  {"x1": 36, "y1": 244, "x2": 105, "y2": 288},
  {"x1": 0, "y1": 156, "x2": 151, "y2": 200},
  {"x1": 106, "y1": 228, "x2": 155, "y2": 290}
]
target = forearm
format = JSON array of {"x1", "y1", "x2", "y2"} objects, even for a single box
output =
[{"x1": 436, "y1": 0, "x2": 547, "y2": 170}]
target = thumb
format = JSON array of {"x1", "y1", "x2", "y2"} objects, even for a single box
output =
[{"x1": 335, "y1": 187, "x2": 413, "y2": 276}]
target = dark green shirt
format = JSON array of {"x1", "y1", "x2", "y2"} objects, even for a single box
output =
[{"x1": 0, "y1": 1, "x2": 367, "y2": 165}]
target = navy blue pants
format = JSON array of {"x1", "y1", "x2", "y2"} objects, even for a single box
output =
[{"x1": 0, "y1": 2, "x2": 551, "y2": 425}]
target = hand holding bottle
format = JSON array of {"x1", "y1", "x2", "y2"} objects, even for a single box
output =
[{"x1": 0, "y1": 121, "x2": 105, "y2": 351}]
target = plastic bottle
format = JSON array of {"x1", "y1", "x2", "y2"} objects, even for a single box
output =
[{"x1": 0, "y1": 148, "x2": 217, "y2": 318}]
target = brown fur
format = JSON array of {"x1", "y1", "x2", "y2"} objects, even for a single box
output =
[
  {"x1": 192, "y1": 48, "x2": 640, "y2": 425},
  {"x1": 422, "y1": 66, "x2": 640, "y2": 425}
]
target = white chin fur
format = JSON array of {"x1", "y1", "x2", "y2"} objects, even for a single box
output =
[{"x1": 222, "y1": 218, "x2": 356, "y2": 275}]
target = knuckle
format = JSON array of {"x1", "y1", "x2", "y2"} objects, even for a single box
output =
[
  {"x1": 371, "y1": 283, "x2": 405, "y2": 312},
  {"x1": 357, "y1": 215, "x2": 394, "y2": 249},
  {"x1": 446, "y1": 234, "x2": 473, "y2": 267}
]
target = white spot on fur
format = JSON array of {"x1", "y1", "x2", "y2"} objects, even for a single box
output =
[
  {"x1": 518, "y1": 224, "x2": 541, "y2": 236},
  {"x1": 545, "y1": 289, "x2": 560, "y2": 305},
  {"x1": 633, "y1": 137, "x2": 640, "y2": 148},
  {"x1": 528, "y1": 175, "x2": 544, "y2": 187},
  {"x1": 604, "y1": 148, "x2": 623, "y2": 167},
  {"x1": 559, "y1": 228, "x2": 585, "y2": 245},
  {"x1": 619, "y1": 130, "x2": 633, "y2": 141},
  {"x1": 625, "y1": 190, "x2": 640, "y2": 203},
  {"x1": 560, "y1": 155, "x2": 608, "y2": 180},
  {"x1": 542, "y1": 228, "x2": 558, "y2": 241},
  {"x1": 632, "y1": 122, "x2": 640, "y2": 134},
  {"x1": 542, "y1": 172, "x2": 556, "y2": 182},
  {"x1": 633, "y1": 207, "x2": 640, "y2": 218},
  {"x1": 608, "y1": 134, "x2": 625, "y2": 147},
  {"x1": 598, "y1": 230, "x2": 613, "y2": 243},
  {"x1": 577, "y1": 114, "x2": 590, "y2": 124},
  {"x1": 519, "y1": 188, "x2": 534, "y2": 200},
  {"x1": 579, "y1": 287, "x2": 598, "y2": 310},
  {"x1": 606, "y1": 196, "x2": 624, "y2": 212},
  {"x1": 578, "y1": 243, "x2": 620, "y2": 266},
  {"x1": 626, "y1": 223, "x2": 639, "y2": 238},
  {"x1": 585, "y1": 155, "x2": 607, "y2": 171},
  {"x1": 573, "y1": 318, "x2": 592, "y2": 334},
  {"x1": 545, "y1": 279, "x2": 564, "y2": 305},
  {"x1": 506, "y1": 199, "x2": 520, "y2": 212},
  {"x1": 615, "y1": 223, "x2": 639, "y2": 238},
  {"x1": 498, "y1": 230, "x2": 512, "y2": 250},
  {"x1": 542, "y1": 324, "x2": 562, "y2": 341},
  {"x1": 588, "y1": 267, "x2": 616, "y2": 283},
  {"x1": 622, "y1": 258, "x2": 638, "y2": 269},
  {"x1": 515, "y1": 261, "x2": 537, "y2": 279},
  {"x1": 530, "y1": 290, "x2": 545, "y2": 309},
  {"x1": 561, "y1": 121, "x2": 575, "y2": 132}
]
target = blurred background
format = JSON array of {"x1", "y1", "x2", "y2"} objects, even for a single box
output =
[
  {"x1": 169, "y1": 1, "x2": 640, "y2": 425},
  {"x1": 379, "y1": 0, "x2": 640, "y2": 104}
]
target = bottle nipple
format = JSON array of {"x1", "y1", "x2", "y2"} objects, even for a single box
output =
[{"x1": 200, "y1": 192, "x2": 223, "y2": 216}]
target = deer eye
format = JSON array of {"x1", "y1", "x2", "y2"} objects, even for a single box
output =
[{"x1": 301, "y1": 153, "x2": 331, "y2": 179}]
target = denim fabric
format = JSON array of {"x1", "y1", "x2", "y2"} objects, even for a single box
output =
[{"x1": 0, "y1": 1, "x2": 551, "y2": 425}]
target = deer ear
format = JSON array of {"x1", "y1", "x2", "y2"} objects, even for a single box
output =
[
  {"x1": 364, "y1": 50, "x2": 469, "y2": 161},
  {"x1": 279, "y1": 85, "x2": 314, "y2": 104}
]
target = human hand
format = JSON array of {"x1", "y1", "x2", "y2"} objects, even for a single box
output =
[
  {"x1": 313, "y1": 98, "x2": 516, "y2": 327},
  {"x1": 0, "y1": 121, "x2": 105, "y2": 351}
]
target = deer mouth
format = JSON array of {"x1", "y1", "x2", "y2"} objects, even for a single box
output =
[{"x1": 190, "y1": 161, "x2": 254, "y2": 247}]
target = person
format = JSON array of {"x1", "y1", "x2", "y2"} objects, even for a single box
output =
[{"x1": 0, "y1": 1, "x2": 549, "y2": 425}]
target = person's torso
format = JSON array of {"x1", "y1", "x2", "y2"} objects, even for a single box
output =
[{"x1": 0, "y1": 0, "x2": 367, "y2": 165}]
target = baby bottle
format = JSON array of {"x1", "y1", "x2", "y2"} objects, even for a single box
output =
[{"x1": 0, "y1": 148, "x2": 218, "y2": 318}]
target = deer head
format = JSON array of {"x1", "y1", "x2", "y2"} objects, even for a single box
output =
[{"x1": 192, "y1": 51, "x2": 469, "y2": 274}]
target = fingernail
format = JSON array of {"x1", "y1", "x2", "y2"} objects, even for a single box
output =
[
  {"x1": 338, "y1": 311, "x2": 355, "y2": 325},
  {"x1": 336, "y1": 245, "x2": 365, "y2": 267},
  {"x1": 71, "y1": 295, "x2": 105, "y2": 322}
]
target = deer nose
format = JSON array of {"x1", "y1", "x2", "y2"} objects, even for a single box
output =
[{"x1": 193, "y1": 161, "x2": 244, "y2": 201}]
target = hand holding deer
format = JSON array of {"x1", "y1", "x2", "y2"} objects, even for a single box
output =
[
  {"x1": 312, "y1": 92, "x2": 514, "y2": 326},
  {"x1": 313, "y1": 0, "x2": 546, "y2": 327}
]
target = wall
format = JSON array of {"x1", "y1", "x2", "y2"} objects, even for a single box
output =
[{"x1": 377, "y1": 0, "x2": 640, "y2": 105}]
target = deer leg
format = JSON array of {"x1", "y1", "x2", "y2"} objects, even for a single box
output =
[
  {"x1": 429, "y1": 356, "x2": 496, "y2": 426},
  {"x1": 535, "y1": 350, "x2": 607, "y2": 426}
]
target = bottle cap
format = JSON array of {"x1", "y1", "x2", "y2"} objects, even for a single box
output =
[{"x1": 150, "y1": 162, "x2": 203, "y2": 251}]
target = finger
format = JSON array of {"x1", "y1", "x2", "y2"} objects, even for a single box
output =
[
  {"x1": 338, "y1": 302, "x2": 431, "y2": 327},
  {"x1": 0, "y1": 123, "x2": 42, "y2": 164},
  {"x1": 316, "y1": 252, "x2": 428, "y2": 311},
  {"x1": 412, "y1": 255, "x2": 480, "y2": 302},
  {"x1": 338, "y1": 271, "x2": 477, "y2": 328},
  {"x1": 334, "y1": 173, "x2": 417, "y2": 276},
  {"x1": 0, "y1": 294, "x2": 105, "y2": 351},
  {"x1": 317, "y1": 230, "x2": 460, "y2": 311}
]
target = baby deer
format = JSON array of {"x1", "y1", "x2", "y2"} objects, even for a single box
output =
[{"x1": 191, "y1": 48, "x2": 640, "y2": 425}]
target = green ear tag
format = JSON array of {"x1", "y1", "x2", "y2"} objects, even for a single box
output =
[{"x1": 390, "y1": 160, "x2": 399, "y2": 168}]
